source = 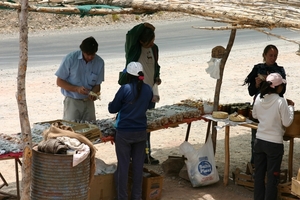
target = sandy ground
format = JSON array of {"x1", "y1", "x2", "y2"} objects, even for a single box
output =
[{"x1": 1, "y1": 14, "x2": 300, "y2": 200}]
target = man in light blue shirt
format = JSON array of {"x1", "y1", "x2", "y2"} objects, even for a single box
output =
[{"x1": 55, "y1": 36, "x2": 104, "y2": 122}]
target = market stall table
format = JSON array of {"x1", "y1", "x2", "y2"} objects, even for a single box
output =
[
  {"x1": 0, "y1": 152, "x2": 22, "y2": 200},
  {"x1": 96, "y1": 103, "x2": 207, "y2": 144}
]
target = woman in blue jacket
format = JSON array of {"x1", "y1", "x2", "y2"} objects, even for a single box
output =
[
  {"x1": 109, "y1": 62, "x2": 153, "y2": 200},
  {"x1": 119, "y1": 22, "x2": 162, "y2": 165}
]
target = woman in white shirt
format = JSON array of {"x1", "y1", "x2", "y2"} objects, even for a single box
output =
[{"x1": 252, "y1": 73, "x2": 294, "y2": 200}]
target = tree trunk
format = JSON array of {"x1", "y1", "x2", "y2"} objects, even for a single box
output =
[
  {"x1": 211, "y1": 27, "x2": 236, "y2": 154},
  {"x1": 18, "y1": 0, "x2": 32, "y2": 199}
]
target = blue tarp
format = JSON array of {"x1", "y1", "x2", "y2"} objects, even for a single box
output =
[
  {"x1": 76, "y1": 5, "x2": 121, "y2": 17},
  {"x1": 1, "y1": 4, "x2": 122, "y2": 18}
]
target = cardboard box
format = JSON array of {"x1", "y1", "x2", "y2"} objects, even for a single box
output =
[
  {"x1": 88, "y1": 173, "x2": 116, "y2": 200},
  {"x1": 35, "y1": 119, "x2": 102, "y2": 142},
  {"x1": 128, "y1": 167, "x2": 163, "y2": 200},
  {"x1": 142, "y1": 168, "x2": 163, "y2": 200},
  {"x1": 291, "y1": 177, "x2": 300, "y2": 197}
]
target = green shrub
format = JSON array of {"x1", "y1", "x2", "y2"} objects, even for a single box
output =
[{"x1": 112, "y1": 14, "x2": 120, "y2": 22}]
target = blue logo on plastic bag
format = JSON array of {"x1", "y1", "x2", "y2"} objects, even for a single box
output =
[{"x1": 198, "y1": 157, "x2": 212, "y2": 176}]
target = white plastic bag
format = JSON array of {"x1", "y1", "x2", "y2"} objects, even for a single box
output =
[
  {"x1": 206, "y1": 57, "x2": 221, "y2": 79},
  {"x1": 179, "y1": 134, "x2": 219, "y2": 187},
  {"x1": 152, "y1": 83, "x2": 160, "y2": 103}
]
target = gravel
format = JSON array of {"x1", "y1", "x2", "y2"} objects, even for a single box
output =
[{"x1": 0, "y1": 9, "x2": 192, "y2": 35}]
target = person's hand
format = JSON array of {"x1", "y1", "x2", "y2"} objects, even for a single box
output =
[
  {"x1": 76, "y1": 86, "x2": 89, "y2": 95},
  {"x1": 88, "y1": 91, "x2": 100, "y2": 101},
  {"x1": 255, "y1": 77, "x2": 263, "y2": 88},
  {"x1": 100, "y1": 136, "x2": 115, "y2": 145},
  {"x1": 88, "y1": 94, "x2": 97, "y2": 101},
  {"x1": 286, "y1": 99, "x2": 295, "y2": 106},
  {"x1": 155, "y1": 77, "x2": 162, "y2": 85},
  {"x1": 152, "y1": 95, "x2": 160, "y2": 103},
  {"x1": 257, "y1": 73, "x2": 266, "y2": 81},
  {"x1": 144, "y1": 22, "x2": 155, "y2": 31}
]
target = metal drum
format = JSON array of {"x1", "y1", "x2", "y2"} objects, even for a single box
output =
[
  {"x1": 31, "y1": 146, "x2": 90, "y2": 200},
  {"x1": 284, "y1": 111, "x2": 300, "y2": 138}
]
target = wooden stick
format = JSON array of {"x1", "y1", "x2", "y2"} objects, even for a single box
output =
[
  {"x1": 17, "y1": 0, "x2": 33, "y2": 198},
  {"x1": 193, "y1": 25, "x2": 254, "y2": 30},
  {"x1": 254, "y1": 28, "x2": 300, "y2": 45}
]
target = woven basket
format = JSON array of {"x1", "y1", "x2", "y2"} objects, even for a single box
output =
[
  {"x1": 34, "y1": 119, "x2": 102, "y2": 142},
  {"x1": 211, "y1": 46, "x2": 226, "y2": 58}
]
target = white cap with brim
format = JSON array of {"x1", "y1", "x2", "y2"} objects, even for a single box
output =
[
  {"x1": 266, "y1": 73, "x2": 287, "y2": 88},
  {"x1": 126, "y1": 62, "x2": 143, "y2": 76}
]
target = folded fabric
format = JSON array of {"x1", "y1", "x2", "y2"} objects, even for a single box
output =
[
  {"x1": 73, "y1": 144, "x2": 90, "y2": 167},
  {"x1": 42, "y1": 122, "x2": 97, "y2": 186},
  {"x1": 37, "y1": 138, "x2": 69, "y2": 154},
  {"x1": 57, "y1": 136, "x2": 84, "y2": 150},
  {"x1": 56, "y1": 136, "x2": 90, "y2": 166}
]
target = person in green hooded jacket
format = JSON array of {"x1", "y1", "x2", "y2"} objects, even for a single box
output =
[{"x1": 118, "y1": 22, "x2": 162, "y2": 165}]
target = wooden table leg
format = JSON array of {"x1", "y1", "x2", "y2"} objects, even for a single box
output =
[
  {"x1": 288, "y1": 138, "x2": 294, "y2": 181},
  {"x1": 224, "y1": 125, "x2": 230, "y2": 186},
  {"x1": 212, "y1": 121, "x2": 218, "y2": 154},
  {"x1": 0, "y1": 156, "x2": 22, "y2": 200},
  {"x1": 205, "y1": 120, "x2": 212, "y2": 143},
  {"x1": 15, "y1": 158, "x2": 21, "y2": 200},
  {"x1": 184, "y1": 122, "x2": 192, "y2": 142},
  {"x1": 0, "y1": 173, "x2": 8, "y2": 189}
]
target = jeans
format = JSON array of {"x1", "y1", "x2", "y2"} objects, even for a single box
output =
[
  {"x1": 114, "y1": 130, "x2": 147, "y2": 200},
  {"x1": 253, "y1": 139, "x2": 283, "y2": 200},
  {"x1": 250, "y1": 128, "x2": 257, "y2": 164}
]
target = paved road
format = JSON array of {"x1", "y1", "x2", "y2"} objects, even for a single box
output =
[{"x1": 0, "y1": 18, "x2": 299, "y2": 69}]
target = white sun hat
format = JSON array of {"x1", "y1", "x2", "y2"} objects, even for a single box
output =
[{"x1": 126, "y1": 62, "x2": 143, "y2": 76}]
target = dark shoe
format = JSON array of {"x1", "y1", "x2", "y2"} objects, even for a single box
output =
[{"x1": 144, "y1": 156, "x2": 159, "y2": 165}]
